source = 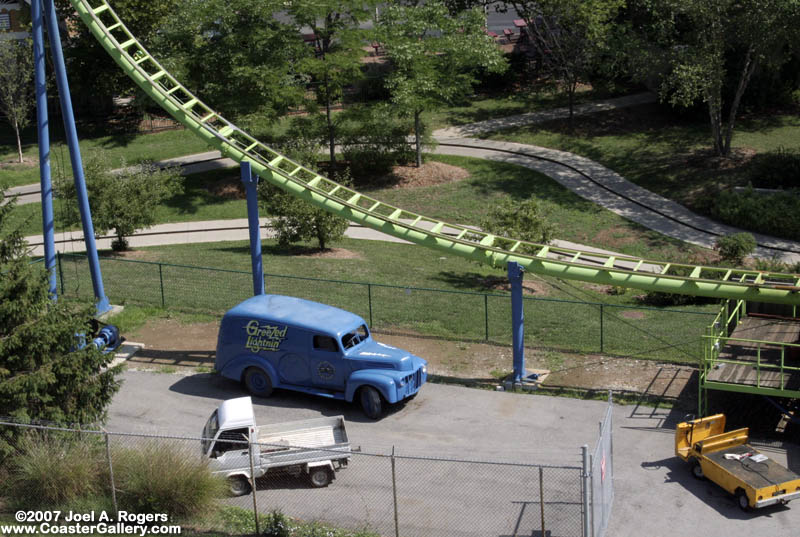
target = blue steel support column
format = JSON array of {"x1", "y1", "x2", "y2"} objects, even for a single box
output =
[
  {"x1": 508, "y1": 261, "x2": 525, "y2": 383},
  {"x1": 43, "y1": 0, "x2": 110, "y2": 314},
  {"x1": 32, "y1": 0, "x2": 56, "y2": 300},
  {"x1": 242, "y1": 161, "x2": 265, "y2": 296}
]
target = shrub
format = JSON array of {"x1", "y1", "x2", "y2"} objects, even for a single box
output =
[
  {"x1": 5, "y1": 432, "x2": 106, "y2": 509},
  {"x1": 481, "y1": 198, "x2": 554, "y2": 252},
  {"x1": 262, "y1": 510, "x2": 292, "y2": 537},
  {"x1": 113, "y1": 440, "x2": 225, "y2": 519},
  {"x1": 712, "y1": 188, "x2": 800, "y2": 242},
  {"x1": 714, "y1": 233, "x2": 757, "y2": 265},
  {"x1": 747, "y1": 147, "x2": 800, "y2": 190}
]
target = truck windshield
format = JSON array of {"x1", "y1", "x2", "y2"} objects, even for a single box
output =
[
  {"x1": 201, "y1": 410, "x2": 219, "y2": 455},
  {"x1": 342, "y1": 324, "x2": 369, "y2": 350}
]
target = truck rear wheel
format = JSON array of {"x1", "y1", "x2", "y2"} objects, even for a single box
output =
[
  {"x1": 359, "y1": 386, "x2": 383, "y2": 419},
  {"x1": 244, "y1": 367, "x2": 273, "y2": 397},
  {"x1": 228, "y1": 476, "x2": 252, "y2": 497},
  {"x1": 736, "y1": 489, "x2": 750, "y2": 511},
  {"x1": 309, "y1": 467, "x2": 333, "y2": 488}
]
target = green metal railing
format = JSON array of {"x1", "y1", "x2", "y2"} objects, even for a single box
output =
[{"x1": 56, "y1": 253, "x2": 714, "y2": 363}]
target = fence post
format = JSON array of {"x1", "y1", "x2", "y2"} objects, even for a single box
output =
[
  {"x1": 581, "y1": 445, "x2": 591, "y2": 537},
  {"x1": 539, "y1": 466, "x2": 545, "y2": 537},
  {"x1": 104, "y1": 432, "x2": 118, "y2": 516},
  {"x1": 248, "y1": 440, "x2": 260, "y2": 534},
  {"x1": 368, "y1": 284, "x2": 373, "y2": 327},
  {"x1": 391, "y1": 446, "x2": 400, "y2": 537},
  {"x1": 158, "y1": 263, "x2": 165, "y2": 308},
  {"x1": 599, "y1": 304, "x2": 604, "y2": 354},
  {"x1": 484, "y1": 294, "x2": 489, "y2": 341},
  {"x1": 57, "y1": 252, "x2": 65, "y2": 296}
]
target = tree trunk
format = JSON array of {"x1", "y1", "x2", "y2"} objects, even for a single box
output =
[
  {"x1": 414, "y1": 110, "x2": 422, "y2": 168},
  {"x1": 722, "y1": 45, "x2": 758, "y2": 157},
  {"x1": 706, "y1": 90, "x2": 724, "y2": 156},
  {"x1": 15, "y1": 119, "x2": 23, "y2": 164},
  {"x1": 567, "y1": 80, "x2": 575, "y2": 132},
  {"x1": 325, "y1": 76, "x2": 336, "y2": 164}
]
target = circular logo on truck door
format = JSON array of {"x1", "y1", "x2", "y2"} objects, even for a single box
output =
[{"x1": 317, "y1": 361, "x2": 336, "y2": 380}]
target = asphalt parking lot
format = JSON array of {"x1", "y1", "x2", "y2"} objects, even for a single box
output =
[{"x1": 108, "y1": 371, "x2": 800, "y2": 537}]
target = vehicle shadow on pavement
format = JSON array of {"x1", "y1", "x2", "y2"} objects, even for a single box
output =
[
  {"x1": 168, "y1": 373, "x2": 412, "y2": 424},
  {"x1": 641, "y1": 456, "x2": 791, "y2": 519}
]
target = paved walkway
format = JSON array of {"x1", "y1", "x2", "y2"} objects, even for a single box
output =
[{"x1": 14, "y1": 92, "x2": 800, "y2": 263}]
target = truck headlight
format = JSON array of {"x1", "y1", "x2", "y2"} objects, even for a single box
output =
[{"x1": 422, "y1": 366, "x2": 427, "y2": 374}]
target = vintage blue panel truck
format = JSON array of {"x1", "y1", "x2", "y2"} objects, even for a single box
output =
[{"x1": 215, "y1": 294, "x2": 427, "y2": 419}]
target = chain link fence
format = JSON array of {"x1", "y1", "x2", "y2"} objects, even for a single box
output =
[
  {"x1": 1, "y1": 397, "x2": 614, "y2": 537},
  {"x1": 588, "y1": 394, "x2": 614, "y2": 537},
  {"x1": 56, "y1": 254, "x2": 713, "y2": 363}
]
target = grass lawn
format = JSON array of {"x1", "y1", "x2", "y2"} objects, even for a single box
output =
[
  {"x1": 57, "y1": 234, "x2": 717, "y2": 364},
  {"x1": 0, "y1": 127, "x2": 211, "y2": 189},
  {"x1": 484, "y1": 102, "x2": 800, "y2": 215},
  {"x1": 18, "y1": 153, "x2": 712, "y2": 266}
]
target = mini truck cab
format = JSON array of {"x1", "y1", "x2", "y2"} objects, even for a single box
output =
[{"x1": 215, "y1": 295, "x2": 427, "y2": 418}]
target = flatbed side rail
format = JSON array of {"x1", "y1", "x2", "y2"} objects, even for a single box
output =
[{"x1": 695, "y1": 428, "x2": 749, "y2": 455}]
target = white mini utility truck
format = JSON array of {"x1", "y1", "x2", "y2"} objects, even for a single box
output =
[{"x1": 201, "y1": 397, "x2": 351, "y2": 495}]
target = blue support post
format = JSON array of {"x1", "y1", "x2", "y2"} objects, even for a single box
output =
[
  {"x1": 32, "y1": 0, "x2": 56, "y2": 300},
  {"x1": 43, "y1": 0, "x2": 111, "y2": 314},
  {"x1": 508, "y1": 261, "x2": 525, "y2": 383},
  {"x1": 241, "y1": 161, "x2": 265, "y2": 296}
]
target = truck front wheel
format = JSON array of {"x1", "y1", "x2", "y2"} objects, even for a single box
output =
[
  {"x1": 309, "y1": 467, "x2": 333, "y2": 488},
  {"x1": 228, "y1": 476, "x2": 252, "y2": 497},
  {"x1": 244, "y1": 367, "x2": 273, "y2": 397},
  {"x1": 690, "y1": 459, "x2": 705, "y2": 480},
  {"x1": 359, "y1": 386, "x2": 383, "y2": 419}
]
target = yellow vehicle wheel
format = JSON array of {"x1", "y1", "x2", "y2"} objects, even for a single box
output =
[
  {"x1": 690, "y1": 459, "x2": 705, "y2": 480},
  {"x1": 736, "y1": 489, "x2": 750, "y2": 511}
]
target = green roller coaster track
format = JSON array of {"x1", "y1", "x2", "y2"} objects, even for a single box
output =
[{"x1": 68, "y1": 0, "x2": 800, "y2": 305}]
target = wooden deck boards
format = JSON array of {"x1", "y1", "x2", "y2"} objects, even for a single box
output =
[{"x1": 707, "y1": 316, "x2": 800, "y2": 391}]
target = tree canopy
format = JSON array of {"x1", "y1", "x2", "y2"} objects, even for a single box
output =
[
  {"x1": 0, "y1": 188, "x2": 121, "y2": 457},
  {"x1": 378, "y1": 0, "x2": 507, "y2": 166}
]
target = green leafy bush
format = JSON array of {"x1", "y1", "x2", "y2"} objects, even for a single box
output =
[
  {"x1": 262, "y1": 510, "x2": 292, "y2": 537},
  {"x1": 113, "y1": 440, "x2": 225, "y2": 519},
  {"x1": 714, "y1": 233, "x2": 757, "y2": 265},
  {"x1": 711, "y1": 189, "x2": 800, "y2": 242},
  {"x1": 747, "y1": 147, "x2": 800, "y2": 189},
  {"x1": 5, "y1": 432, "x2": 106, "y2": 509}
]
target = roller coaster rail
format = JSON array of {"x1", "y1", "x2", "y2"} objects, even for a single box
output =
[{"x1": 67, "y1": 0, "x2": 800, "y2": 305}]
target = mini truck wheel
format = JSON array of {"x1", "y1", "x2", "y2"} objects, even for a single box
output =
[
  {"x1": 244, "y1": 367, "x2": 273, "y2": 397},
  {"x1": 690, "y1": 459, "x2": 705, "y2": 480},
  {"x1": 736, "y1": 489, "x2": 751, "y2": 511},
  {"x1": 359, "y1": 386, "x2": 383, "y2": 419},
  {"x1": 228, "y1": 475, "x2": 252, "y2": 497},
  {"x1": 309, "y1": 467, "x2": 333, "y2": 488}
]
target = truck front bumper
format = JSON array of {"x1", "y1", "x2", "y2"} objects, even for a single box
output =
[{"x1": 755, "y1": 490, "x2": 800, "y2": 508}]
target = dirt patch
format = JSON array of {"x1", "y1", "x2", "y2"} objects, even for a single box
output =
[
  {"x1": 382, "y1": 161, "x2": 470, "y2": 189},
  {"x1": 101, "y1": 249, "x2": 159, "y2": 262},
  {"x1": 296, "y1": 248, "x2": 364, "y2": 260},
  {"x1": 207, "y1": 177, "x2": 246, "y2": 200},
  {"x1": 619, "y1": 310, "x2": 646, "y2": 319},
  {"x1": 0, "y1": 157, "x2": 36, "y2": 169},
  {"x1": 123, "y1": 317, "x2": 695, "y2": 405}
]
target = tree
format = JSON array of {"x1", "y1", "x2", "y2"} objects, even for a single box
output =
[
  {"x1": 0, "y1": 38, "x2": 34, "y2": 163},
  {"x1": 257, "y1": 132, "x2": 351, "y2": 251},
  {"x1": 54, "y1": 0, "x2": 181, "y2": 112},
  {"x1": 158, "y1": 0, "x2": 308, "y2": 121},
  {"x1": 55, "y1": 153, "x2": 183, "y2": 251},
  {"x1": 628, "y1": 0, "x2": 799, "y2": 156},
  {"x1": 378, "y1": 0, "x2": 507, "y2": 166},
  {"x1": 0, "y1": 187, "x2": 121, "y2": 458},
  {"x1": 480, "y1": 198, "x2": 554, "y2": 255},
  {"x1": 288, "y1": 0, "x2": 376, "y2": 164},
  {"x1": 506, "y1": 0, "x2": 624, "y2": 129}
]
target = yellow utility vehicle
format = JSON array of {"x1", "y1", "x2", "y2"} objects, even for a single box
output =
[{"x1": 675, "y1": 414, "x2": 800, "y2": 510}]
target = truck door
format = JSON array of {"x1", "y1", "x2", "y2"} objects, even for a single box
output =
[
  {"x1": 208, "y1": 427, "x2": 251, "y2": 473},
  {"x1": 310, "y1": 334, "x2": 348, "y2": 390}
]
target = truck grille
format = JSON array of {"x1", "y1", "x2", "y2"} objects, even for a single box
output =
[{"x1": 415, "y1": 368, "x2": 422, "y2": 388}]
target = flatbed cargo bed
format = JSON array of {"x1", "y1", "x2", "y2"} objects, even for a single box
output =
[{"x1": 704, "y1": 444, "x2": 800, "y2": 491}]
